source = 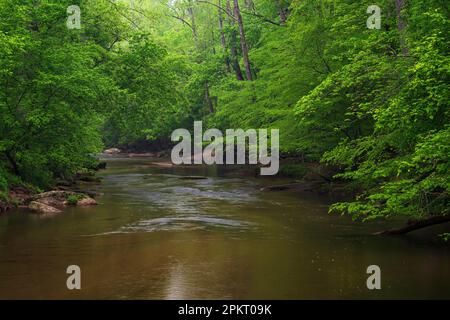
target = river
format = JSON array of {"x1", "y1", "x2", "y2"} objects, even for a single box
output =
[{"x1": 0, "y1": 157, "x2": 449, "y2": 299}]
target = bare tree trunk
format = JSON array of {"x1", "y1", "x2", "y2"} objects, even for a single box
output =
[
  {"x1": 205, "y1": 81, "x2": 214, "y2": 114},
  {"x1": 226, "y1": 0, "x2": 244, "y2": 81},
  {"x1": 395, "y1": 0, "x2": 409, "y2": 55},
  {"x1": 233, "y1": 0, "x2": 253, "y2": 81},
  {"x1": 187, "y1": 0, "x2": 199, "y2": 45},
  {"x1": 218, "y1": 0, "x2": 231, "y2": 72}
]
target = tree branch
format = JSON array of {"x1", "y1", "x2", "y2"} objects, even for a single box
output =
[
  {"x1": 374, "y1": 215, "x2": 450, "y2": 235},
  {"x1": 241, "y1": 10, "x2": 282, "y2": 26}
]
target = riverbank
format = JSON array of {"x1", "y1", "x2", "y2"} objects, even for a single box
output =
[{"x1": 0, "y1": 171, "x2": 101, "y2": 215}]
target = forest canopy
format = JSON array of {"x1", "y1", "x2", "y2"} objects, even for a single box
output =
[{"x1": 0, "y1": 0, "x2": 449, "y2": 231}]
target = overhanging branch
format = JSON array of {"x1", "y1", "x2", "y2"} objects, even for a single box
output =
[{"x1": 374, "y1": 215, "x2": 450, "y2": 235}]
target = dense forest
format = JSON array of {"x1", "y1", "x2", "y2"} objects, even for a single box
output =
[{"x1": 0, "y1": 0, "x2": 449, "y2": 236}]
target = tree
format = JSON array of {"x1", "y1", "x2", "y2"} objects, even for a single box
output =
[{"x1": 233, "y1": 0, "x2": 253, "y2": 80}]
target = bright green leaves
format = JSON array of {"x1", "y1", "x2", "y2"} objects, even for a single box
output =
[
  {"x1": 292, "y1": 0, "x2": 450, "y2": 222},
  {"x1": 102, "y1": 33, "x2": 187, "y2": 146},
  {"x1": 0, "y1": 0, "x2": 126, "y2": 188}
]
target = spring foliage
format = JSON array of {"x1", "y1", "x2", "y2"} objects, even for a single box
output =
[{"x1": 1, "y1": 0, "x2": 449, "y2": 226}]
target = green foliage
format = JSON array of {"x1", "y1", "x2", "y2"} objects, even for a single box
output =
[
  {"x1": 0, "y1": 0, "x2": 111, "y2": 187},
  {"x1": 0, "y1": 0, "x2": 188, "y2": 189},
  {"x1": 67, "y1": 194, "x2": 85, "y2": 206},
  {"x1": 102, "y1": 33, "x2": 188, "y2": 145},
  {"x1": 439, "y1": 233, "x2": 450, "y2": 242},
  {"x1": 1, "y1": 0, "x2": 448, "y2": 232},
  {"x1": 297, "y1": 0, "x2": 450, "y2": 222},
  {"x1": 160, "y1": 0, "x2": 449, "y2": 226}
]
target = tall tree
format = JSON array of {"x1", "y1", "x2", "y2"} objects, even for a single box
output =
[
  {"x1": 233, "y1": 0, "x2": 253, "y2": 81},
  {"x1": 226, "y1": 0, "x2": 244, "y2": 80},
  {"x1": 395, "y1": 0, "x2": 408, "y2": 55},
  {"x1": 217, "y1": 0, "x2": 231, "y2": 72},
  {"x1": 187, "y1": 0, "x2": 199, "y2": 44}
]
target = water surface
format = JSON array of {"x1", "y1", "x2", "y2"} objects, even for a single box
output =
[{"x1": 0, "y1": 157, "x2": 449, "y2": 299}]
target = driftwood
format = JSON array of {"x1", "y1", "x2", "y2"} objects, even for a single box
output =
[
  {"x1": 150, "y1": 162, "x2": 174, "y2": 168},
  {"x1": 179, "y1": 176, "x2": 208, "y2": 180},
  {"x1": 260, "y1": 181, "x2": 324, "y2": 192},
  {"x1": 374, "y1": 215, "x2": 450, "y2": 235}
]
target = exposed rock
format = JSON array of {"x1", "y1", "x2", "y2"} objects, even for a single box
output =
[
  {"x1": 77, "y1": 197, "x2": 97, "y2": 206},
  {"x1": 1, "y1": 186, "x2": 34, "y2": 214},
  {"x1": 35, "y1": 196, "x2": 67, "y2": 210},
  {"x1": 104, "y1": 148, "x2": 121, "y2": 154},
  {"x1": 9, "y1": 186, "x2": 33, "y2": 205},
  {"x1": 28, "y1": 201, "x2": 62, "y2": 214},
  {"x1": 30, "y1": 190, "x2": 98, "y2": 211},
  {"x1": 30, "y1": 191, "x2": 76, "y2": 211},
  {"x1": 32, "y1": 190, "x2": 77, "y2": 201}
]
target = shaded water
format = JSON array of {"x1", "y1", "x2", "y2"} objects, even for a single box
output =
[{"x1": 0, "y1": 157, "x2": 449, "y2": 299}]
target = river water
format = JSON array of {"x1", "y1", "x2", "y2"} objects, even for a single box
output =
[{"x1": 0, "y1": 157, "x2": 449, "y2": 299}]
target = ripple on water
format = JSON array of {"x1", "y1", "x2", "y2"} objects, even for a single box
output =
[
  {"x1": 86, "y1": 215, "x2": 256, "y2": 236},
  {"x1": 100, "y1": 174, "x2": 258, "y2": 214}
]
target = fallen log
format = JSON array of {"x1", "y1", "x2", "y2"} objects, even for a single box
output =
[
  {"x1": 179, "y1": 176, "x2": 208, "y2": 180},
  {"x1": 260, "y1": 181, "x2": 324, "y2": 192},
  {"x1": 374, "y1": 215, "x2": 450, "y2": 235}
]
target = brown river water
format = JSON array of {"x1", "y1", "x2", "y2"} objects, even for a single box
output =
[{"x1": 0, "y1": 157, "x2": 449, "y2": 299}]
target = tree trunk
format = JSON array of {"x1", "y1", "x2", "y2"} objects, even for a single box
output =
[
  {"x1": 211, "y1": 29, "x2": 216, "y2": 54},
  {"x1": 226, "y1": 0, "x2": 244, "y2": 81},
  {"x1": 233, "y1": 0, "x2": 253, "y2": 81},
  {"x1": 218, "y1": 0, "x2": 231, "y2": 72},
  {"x1": 395, "y1": 0, "x2": 408, "y2": 55},
  {"x1": 374, "y1": 215, "x2": 450, "y2": 235},
  {"x1": 187, "y1": 0, "x2": 199, "y2": 45},
  {"x1": 204, "y1": 81, "x2": 214, "y2": 114},
  {"x1": 5, "y1": 151, "x2": 19, "y2": 176}
]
